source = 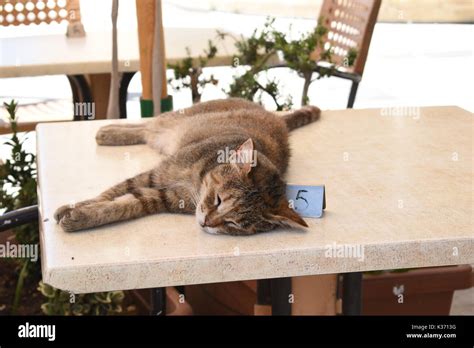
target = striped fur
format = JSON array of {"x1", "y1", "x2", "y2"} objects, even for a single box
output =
[
  {"x1": 283, "y1": 105, "x2": 321, "y2": 131},
  {"x1": 55, "y1": 98, "x2": 320, "y2": 234}
]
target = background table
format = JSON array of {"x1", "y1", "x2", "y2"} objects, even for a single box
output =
[
  {"x1": 36, "y1": 106, "x2": 473, "y2": 303},
  {"x1": 1, "y1": 28, "x2": 237, "y2": 120},
  {"x1": 0, "y1": 29, "x2": 237, "y2": 78}
]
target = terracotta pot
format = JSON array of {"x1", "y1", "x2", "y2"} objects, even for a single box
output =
[{"x1": 362, "y1": 265, "x2": 472, "y2": 315}]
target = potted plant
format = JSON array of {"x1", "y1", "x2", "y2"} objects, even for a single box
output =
[
  {"x1": 0, "y1": 100, "x2": 129, "y2": 315},
  {"x1": 168, "y1": 17, "x2": 356, "y2": 109}
]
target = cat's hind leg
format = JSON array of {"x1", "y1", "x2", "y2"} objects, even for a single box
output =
[{"x1": 96, "y1": 123, "x2": 147, "y2": 146}]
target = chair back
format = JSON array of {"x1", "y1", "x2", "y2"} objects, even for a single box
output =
[
  {"x1": 314, "y1": 0, "x2": 381, "y2": 75},
  {"x1": 0, "y1": 0, "x2": 84, "y2": 36}
]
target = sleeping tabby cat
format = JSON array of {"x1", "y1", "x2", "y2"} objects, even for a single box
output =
[{"x1": 54, "y1": 98, "x2": 320, "y2": 235}]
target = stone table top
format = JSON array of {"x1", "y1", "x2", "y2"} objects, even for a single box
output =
[
  {"x1": 36, "y1": 106, "x2": 473, "y2": 293},
  {"x1": 0, "y1": 28, "x2": 236, "y2": 78}
]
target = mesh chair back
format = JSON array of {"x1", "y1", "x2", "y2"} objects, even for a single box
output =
[
  {"x1": 313, "y1": 0, "x2": 381, "y2": 75},
  {"x1": 0, "y1": 0, "x2": 83, "y2": 35}
]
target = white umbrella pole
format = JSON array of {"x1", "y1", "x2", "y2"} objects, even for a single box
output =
[{"x1": 106, "y1": 0, "x2": 122, "y2": 119}]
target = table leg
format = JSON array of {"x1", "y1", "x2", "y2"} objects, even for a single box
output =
[
  {"x1": 66, "y1": 75, "x2": 92, "y2": 121},
  {"x1": 256, "y1": 279, "x2": 271, "y2": 304},
  {"x1": 150, "y1": 287, "x2": 166, "y2": 316},
  {"x1": 86, "y1": 73, "x2": 112, "y2": 120},
  {"x1": 270, "y1": 277, "x2": 292, "y2": 316},
  {"x1": 119, "y1": 72, "x2": 137, "y2": 119},
  {"x1": 346, "y1": 80, "x2": 360, "y2": 109},
  {"x1": 256, "y1": 278, "x2": 292, "y2": 315},
  {"x1": 255, "y1": 280, "x2": 271, "y2": 315},
  {"x1": 342, "y1": 272, "x2": 363, "y2": 315},
  {"x1": 86, "y1": 72, "x2": 139, "y2": 119}
]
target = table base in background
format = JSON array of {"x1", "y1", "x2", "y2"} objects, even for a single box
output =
[
  {"x1": 342, "y1": 272, "x2": 362, "y2": 315},
  {"x1": 149, "y1": 274, "x2": 362, "y2": 316}
]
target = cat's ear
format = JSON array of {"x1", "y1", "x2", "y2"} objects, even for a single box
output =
[
  {"x1": 267, "y1": 201, "x2": 308, "y2": 229},
  {"x1": 234, "y1": 138, "x2": 255, "y2": 175}
]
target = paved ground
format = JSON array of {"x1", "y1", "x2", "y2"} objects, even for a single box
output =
[{"x1": 451, "y1": 287, "x2": 474, "y2": 315}]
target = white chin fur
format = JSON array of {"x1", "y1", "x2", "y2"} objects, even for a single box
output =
[
  {"x1": 202, "y1": 226, "x2": 220, "y2": 235},
  {"x1": 195, "y1": 208, "x2": 205, "y2": 226}
]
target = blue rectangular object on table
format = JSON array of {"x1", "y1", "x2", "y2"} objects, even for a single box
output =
[{"x1": 286, "y1": 185, "x2": 326, "y2": 218}]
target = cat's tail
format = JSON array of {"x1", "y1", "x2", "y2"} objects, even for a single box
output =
[{"x1": 283, "y1": 105, "x2": 321, "y2": 131}]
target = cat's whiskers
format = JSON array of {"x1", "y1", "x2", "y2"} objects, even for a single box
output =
[{"x1": 189, "y1": 188, "x2": 200, "y2": 208}]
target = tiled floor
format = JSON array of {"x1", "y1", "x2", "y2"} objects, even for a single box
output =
[{"x1": 451, "y1": 287, "x2": 474, "y2": 315}]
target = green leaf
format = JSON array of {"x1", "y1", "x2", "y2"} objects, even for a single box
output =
[
  {"x1": 38, "y1": 281, "x2": 56, "y2": 298},
  {"x1": 111, "y1": 291, "x2": 125, "y2": 303},
  {"x1": 72, "y1": 304, "x2": 85, "y2": 316},
  {"x1": 40, "y1": 302, "x2": 55, "y2": 315}
]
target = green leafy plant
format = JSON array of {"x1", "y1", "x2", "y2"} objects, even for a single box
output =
[
  {"x1": 0, "y1": 100, "x2": 126, "y2": 315},
  {"x1": 168, "y1": 41, "x2": 219, "y2": 103},
  {"x1": 218, "y1": 18, "x2": 293, "y2": 110},
  {"x1": 38, "y1": 281, "x2": 124, "y2": 315},
  {"x1": 0, "y1": 101, "x2": 38, "y2": 243},
  {"x1": 273, "y1": 18, "x2": 333, "y2": 106},
  {"x1": 0, "y1": 100, "x2": 39, "y2": 314},
  {"x1": 227, "y1": 69, "x2": 293, "y2": 110},
  {"x1": 168, "y1": 18, "x2": 356, "y2": 109},
  {"x1": 221, "y1": 17, "x2": 357, "y2": 107}
]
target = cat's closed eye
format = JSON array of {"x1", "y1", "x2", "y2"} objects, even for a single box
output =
[
  {"x1": 215, "y1": 194, "x2": 222, "y2": 207},
  {"x1": 225, "y1": 221, "x2": 239, "y2": 228}
]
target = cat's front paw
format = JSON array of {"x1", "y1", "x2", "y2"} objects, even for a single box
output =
[
  {"x1": 58, "y1": 208, "x2": 90, "y2": 232},
  {"x1": 95, "y1": 126, "x2": 117, "y2": 145},
  {"x1": 54, "y1": 204, "x2": 74, "y2": 223}
]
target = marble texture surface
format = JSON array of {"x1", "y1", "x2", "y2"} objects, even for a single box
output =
[{"x1": 36, "y1": 106, "x2": 473, "y2": 293}]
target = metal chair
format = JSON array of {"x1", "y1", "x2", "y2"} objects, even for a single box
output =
[
  {"x1": 314, "y1": 0, "x2": 382, "y2": 108},
  {"x1": 0, "y1": 0, "x2": 84, "y2": 34}
]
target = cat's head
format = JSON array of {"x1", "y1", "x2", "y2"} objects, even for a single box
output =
[{"x1": 196, "y1": 138, "x2": 308, "y2": 235}]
